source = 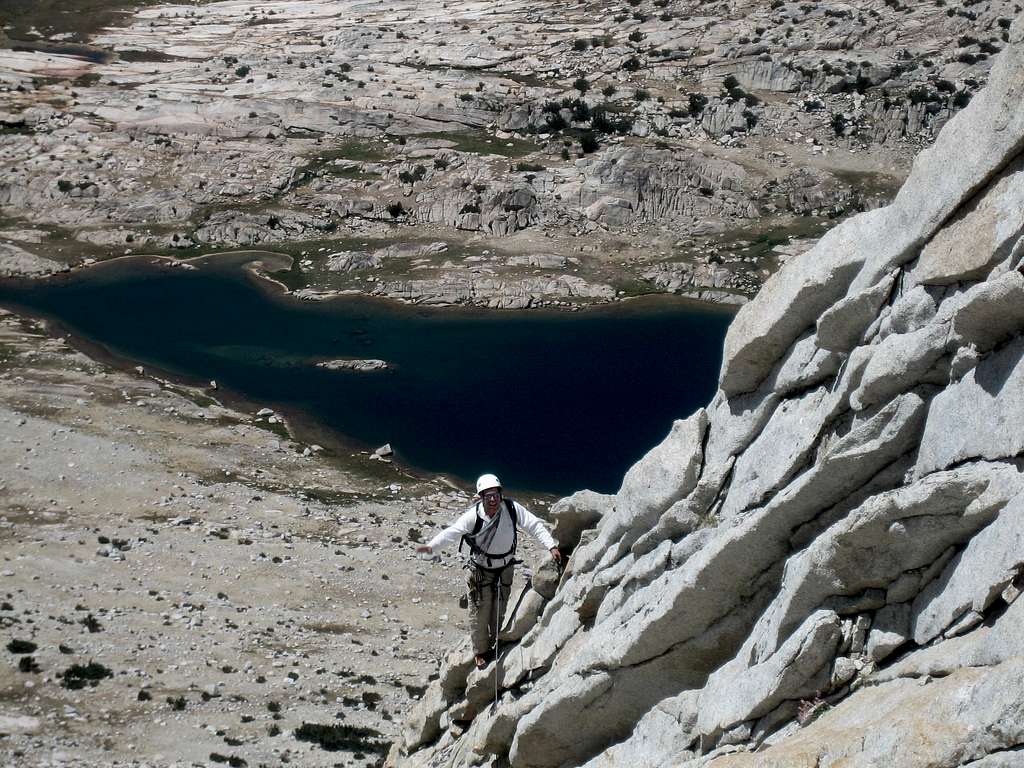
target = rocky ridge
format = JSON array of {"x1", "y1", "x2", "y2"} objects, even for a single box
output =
[
  {"x1": 391, "y1": 13, "x2": 1024, "y2": 768},
  {"x1": 1, "y1": 0, "x2": 1020, "y2": 308}
]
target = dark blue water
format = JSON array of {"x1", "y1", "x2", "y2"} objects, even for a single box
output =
[{"x1": 0, "y1": 255, "x2": 732, "y2": 495}]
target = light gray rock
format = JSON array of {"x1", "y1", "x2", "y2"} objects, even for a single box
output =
[
  {"x1": 316, "y1": 358, "x2": 389, "y2": 371},
  {"x1": 770, "y1": 332, "x2": 843, "y2": 396},
  {"x1": 703, "y1": 386, "x2": 780, "y2": 468},
  {"x1": 913, "y1": 155, "x2": 1024, "y2": 285},
  {"x1": 400, "y1": 643, "x2": 478, "y2": 755},
  {"x1": 545, "y1": 490, "x2": 611, "y2": 552},
  {"x1": 746, "y1": 462, "x2": 1002, "y2": 661},
  {"x1": 531, "y1": 559, "x2": 561, "y2": 601},
  {"x1": 0, "y1": 715, "x2": 41, "y2": 734},
  {"x1": 733, "y1": 59, "x2": 802, "y2": 92},
  {"x1": 395, "y1": 22, "x2": 1024, "y2": 768},
  {"x1": 963, "y1": 751, "x2": 1024, "y2": 767},
  {"x1": 849, "y1": 324, "x2": 950, "y2": 411},
  {"x1": 402, "y1": 682, "x2": 448, "y2": 755},
  {"x1": 881, "y1": 284, "x2": 938, "y2": 337},
  {"x1": 704, "y1": 656, "x2": 1024, "y2": 767},
  {"x1": 501, "y1": 589, "x2": 546, "y2": 643},
  {"x1": 633, "y1": 498, "x2": 702, "y2": 556},
  {"x1": 697, "y1": 610, "x2": 841, "y2": 740},
  {"x1": 846, "y1": 18, "x2": 1024, "y2": 296},
  {"x1": 830, "y1": 656, "x2": 859, "y2": 687},
  {"x1": 947, "y1": 269, "x2": 1024, "y2": 353},
  {"x1": 578, "y1": 691, "x2": 699, "y2": 768},
  {"x1": 0, "y1": 242, "x2": 64, "y2": 277},
  {"x1": 719, "y1": 208, "x2": 877, "y2": 395},
  {"x1": 816, "y1": 271, "x2": 897, "y2": 352},
  {"x1": 578, "y1": 410, "x2": 708, "y2": 571},
  {"x1": 865, "y1": 603, "x2": 911, "y2": 663},
  {"x1": 912, "y1": 492, "x2": 1024, "y2": 645},
  {"x1": 915, "y1": 336, "x2": 1024, "y2": 477},
  {"x1": 878, "y1": 591, "x2": 1024, "y2": 686},
  {"x1": 719, "y1": 386, "x2": 836, "y2": 519}
]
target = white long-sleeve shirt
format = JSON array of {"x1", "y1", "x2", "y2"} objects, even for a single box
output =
[{"x1": 427, "y1": 499, "x2": 556, "y2": 570}]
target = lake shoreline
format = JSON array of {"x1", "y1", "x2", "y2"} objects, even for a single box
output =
[
  {"x1": 0, "y1": 246, "x2": 744, "y2": 318},
  {"x1": 0, "y1": 253, "x2": 732, "y2": 495}
]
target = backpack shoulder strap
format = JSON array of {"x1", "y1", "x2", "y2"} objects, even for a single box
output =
[
  {"x1": 459, "y1": 503, "x2": 485, "y2": 554},
  {"x1": 505, "y1": 499, "x2": 518, "y2": 554}
]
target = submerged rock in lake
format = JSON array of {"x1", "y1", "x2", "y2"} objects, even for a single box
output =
[
  {"x1": 315, "y1": 358, "x2": 389, "y2": 372},
  {"x1": 392, "y1": 16, "x2": 1024, "y2": 768}
]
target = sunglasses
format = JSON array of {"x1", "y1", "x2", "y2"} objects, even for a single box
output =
[{"x1": 481, "y1": 490, "x2": 502, "y2": 500}]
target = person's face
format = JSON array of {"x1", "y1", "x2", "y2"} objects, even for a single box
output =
[{"x1": 482, "y1": 488, "x2": 501, "y2": 516}]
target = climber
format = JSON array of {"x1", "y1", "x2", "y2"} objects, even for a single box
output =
[{"x1": 417, "y1": 473, "x2": 561, "y2": 669}]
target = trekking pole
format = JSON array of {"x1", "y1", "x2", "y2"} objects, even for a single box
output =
[{"x1": 491, "y1": 577, "x2": 501, "y2": 714}]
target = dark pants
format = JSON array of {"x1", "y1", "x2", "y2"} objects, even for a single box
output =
[{"x1": 466, "y1": 565, "x2": 513, "y2": 656}]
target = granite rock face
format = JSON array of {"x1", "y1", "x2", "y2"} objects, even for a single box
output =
[{"x1": 391, "y1": 16, "x2": 1024, "y2": 768}]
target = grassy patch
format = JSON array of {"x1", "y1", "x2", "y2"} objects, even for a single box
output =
[
  {"x1": 414, "y1": 131, "x2": 540, "y2": 158},
  {"x1": 292, "y1": 140, "x2": 390, "y2": 187},
  {"x1": 491, "y1": 70, "x2": 552, "y2": 88},
  {"x1": 832, "y1": 168, "x2": 903, "y2": 202}
]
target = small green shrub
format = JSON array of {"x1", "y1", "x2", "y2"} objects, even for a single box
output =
[
  {"x1": 294, "y1": 722, "x2": 389, "y2": 754},
  {"x1": 687, "y1": 93, "x2": 708, "y2": 114},
  {"x1": 398, "y1": 164, "x2": 426, "y2": 184},
  {"x1": 60, "y1": 661, "x2": 113, "y2": 690},
  {"x1": 579, "y1": 133, "x2": 599, "y2": 153},
  {"x1": 7, "y1": 639, "x2": 37, "y2": 654}
]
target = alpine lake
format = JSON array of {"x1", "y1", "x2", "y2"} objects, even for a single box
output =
[{"x1": 0, "y1": 253, "x2": 733, "y2": 496}]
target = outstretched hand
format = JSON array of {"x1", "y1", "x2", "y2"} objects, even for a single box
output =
[
  {"x1": 550, "y1": 547, "x2": 562, "y2": 564},
  {"x1": 416, "y1": 545, "x2": 432, "y2": 555}
]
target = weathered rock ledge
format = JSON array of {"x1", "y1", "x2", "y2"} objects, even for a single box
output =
[{"x1": 393, "y1": 14, "x2": 1024, "y2": 768}]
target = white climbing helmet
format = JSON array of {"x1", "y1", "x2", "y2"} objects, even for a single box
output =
[{"x1": 476, "y1": 473, "x2": 502, "y2": 495}]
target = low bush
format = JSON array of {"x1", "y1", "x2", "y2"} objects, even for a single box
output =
[
  {"x1": 60, "y1": 661, "x2": 113, "y2": 690},
  {"x1": 6, "y1": 639, "x2": 36, "y2": 654},
  {"x1": 294, "y1": 722, "x2": 389, "y2": 754}
]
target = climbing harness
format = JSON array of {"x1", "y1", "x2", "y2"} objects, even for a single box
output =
[{"x1": 459, "y1": 498, "x2": 519, "y2": 569}]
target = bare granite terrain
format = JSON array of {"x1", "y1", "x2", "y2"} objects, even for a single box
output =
[
  {"x1": 1, "y1": 0, "x2": 1019, "y2": 308},
  {"x1": 0, "y1": 307, "x2": 555, "y2": 766}
]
